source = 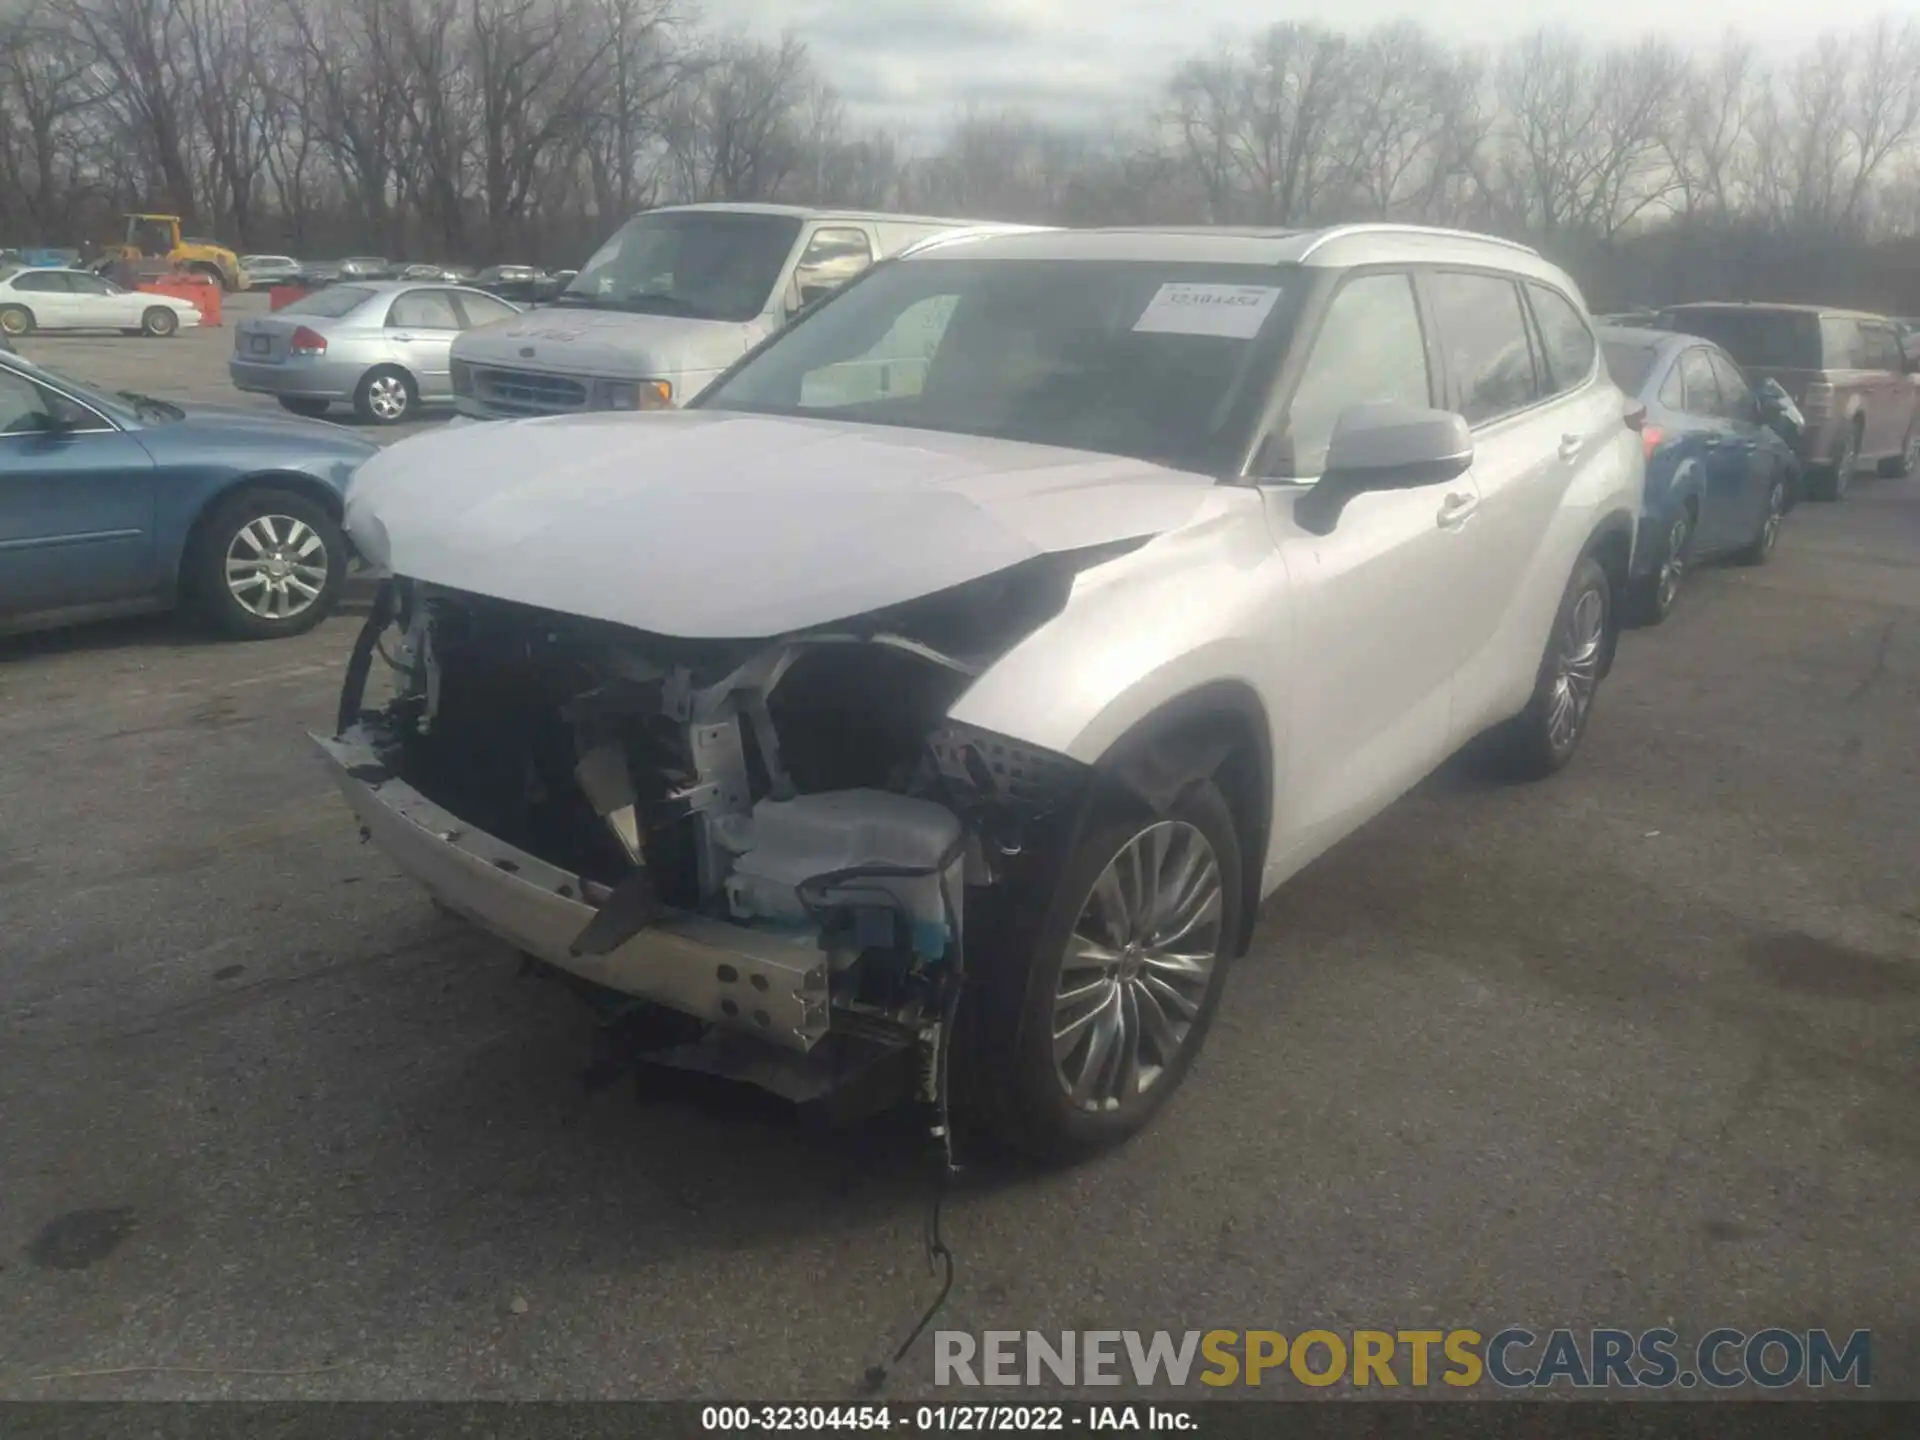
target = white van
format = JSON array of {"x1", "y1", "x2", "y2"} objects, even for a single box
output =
[{"x1": 449, "y1": 204, "x2": 1036, "y2": 419}]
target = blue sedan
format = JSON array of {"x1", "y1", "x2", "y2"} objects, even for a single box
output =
[
  {"x1": 0, "y1": 349, "x2": 378, "y2": 640},
  {"x1": 1598, "y1": 326, "x2": 1804, "y2": 625}
]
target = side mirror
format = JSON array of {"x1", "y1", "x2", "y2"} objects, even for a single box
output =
[{"x1": 1293, "y1": 402, "x2": 1474, "y2": 536}]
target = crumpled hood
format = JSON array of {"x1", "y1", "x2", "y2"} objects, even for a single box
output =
[
  {"x1": 345, "y1": 409, "x2": 1215, "y2": 638},
  {"x1": 452, "y1": 307, "x2": 762, "y2": 383}
]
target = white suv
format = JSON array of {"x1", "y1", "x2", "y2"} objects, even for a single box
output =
[{"x1": 321, "y1": 223, "x2": 1643, "y2": 1159}]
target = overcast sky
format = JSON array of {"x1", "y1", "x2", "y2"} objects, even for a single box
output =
[{"x1": 699, "y1": 0, "x2": 1871, "y2": 137}]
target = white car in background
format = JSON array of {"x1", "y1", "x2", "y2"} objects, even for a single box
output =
[
  {"x1": 324, "y1": 223, "x2": 1643, "y2": 1159},
  {"x1": 0, "y1": 267, "x2": 202, "y2": 338}
]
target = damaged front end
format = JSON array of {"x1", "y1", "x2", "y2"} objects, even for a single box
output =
[{"x1": 315, "y1": 562, "x2": 1102, "y2": 1120}]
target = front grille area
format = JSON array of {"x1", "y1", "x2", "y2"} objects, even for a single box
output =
[{"x1": 471, "y1": 366, "x2": 590, "y2": 416}]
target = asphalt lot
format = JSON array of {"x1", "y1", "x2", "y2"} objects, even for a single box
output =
[
  {"x1": 1, "y1": 395, "x2": 1917, "y2": 1396},
  {"x1": 12, "y1": 289, "x2": 442, "y2": 445}
]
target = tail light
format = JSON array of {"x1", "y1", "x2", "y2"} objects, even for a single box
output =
[
  {"x1": 1801, "y1": 381, "x2": 1832, "y2": 417},
  {"x1": 289, "y1": 325, "x2": 327, "y2": 356},
  {"x1": 1640, "y1": 425, "x2": 1666, "y2": 463}
]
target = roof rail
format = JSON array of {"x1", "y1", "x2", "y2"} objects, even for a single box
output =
[
  {"x1": 1296, "y1": 223, "x2": 1541, "y2": 261},
  {"x1": 899, "y1": 223, "x2": 1054, "y2": 258}
]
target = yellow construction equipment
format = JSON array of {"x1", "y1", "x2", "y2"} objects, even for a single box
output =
[{"x1": 108, "y1": 213, "x2": 249, "y2": 291}]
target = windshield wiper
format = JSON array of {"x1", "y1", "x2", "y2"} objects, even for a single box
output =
[{"x1": 117, "y1": 390, "x2": 183, "y2": 420}]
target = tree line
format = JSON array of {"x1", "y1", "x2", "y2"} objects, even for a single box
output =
[{"x1": 3, "y1": 0, "x2": 1919, "y2": 309}]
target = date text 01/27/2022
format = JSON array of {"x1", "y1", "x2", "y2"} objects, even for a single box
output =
[{"x1": 700, "y1": 1405, "x2": 1195, "y2": 1431}]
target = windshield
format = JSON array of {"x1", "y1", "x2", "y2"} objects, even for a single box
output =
[
  {"x1": 1601, "y1": 340, "x2": 1659, "y2": 397},
  {"x1": 279, "y1": 286, "x2": 375, "y2": 318},
  {"x1": 699, "y1": 256, "x2": 1295, "y2": 471},
  {"x1": 560, "y1": 210, "x2": 805, "y2": 322},
  {"x1": 1, "y1": 353, "x2": 135, "y2": 425}
]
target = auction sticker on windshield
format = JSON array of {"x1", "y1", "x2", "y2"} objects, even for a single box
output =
[{"x1": 1133, "y1": 283, "x2": 1281, "y2": 338}]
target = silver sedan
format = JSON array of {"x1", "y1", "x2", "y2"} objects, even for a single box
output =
[{"x1": 228, "y1": 281, "x2": 522, "y2": 424}]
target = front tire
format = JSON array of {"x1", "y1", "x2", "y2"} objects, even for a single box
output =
[
  {"x1": 141, "y1": 306, "x2": 178, "y2": 338},
  {"x1": 354, "y1": 366, "x2": 415, "y2": 424},
  {"x1": 964, "y1": 780, "x2": 1242, "y2": 1161},
  {"x1": 1479, "y1": 555, "x2": 1612, "y2": 782},
  {"x1": 189, "y1": 487, "x2": 345, "y2": 640},
  {"x1": 1887, "y1": 421, "x2": 1918, "y2": 478}
]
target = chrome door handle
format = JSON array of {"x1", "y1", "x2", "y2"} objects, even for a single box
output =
[
  {"x1": 1437, "y1": 492, "x2": 1479, "y2": 527},
  {"x1": 1558, "y1": 435, "x2": 1583, "y2": 462}
]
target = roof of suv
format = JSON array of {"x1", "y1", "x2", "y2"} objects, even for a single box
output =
[
  {"x1": 1662, "y1": 301, "x2": 1887, "y2": 322},
  {"x1": 903, "y1": 223, "x2": 1576, "y2": 289}
]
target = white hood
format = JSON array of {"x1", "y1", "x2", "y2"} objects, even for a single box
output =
[
  {"x1": 344, "y1": 410, "x2": 1215, "y2": 639},
  {"x1": 451, "y1": 307, "x2": 762, "y2": 382}
]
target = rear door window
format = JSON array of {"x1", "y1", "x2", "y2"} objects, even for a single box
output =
[
  {"x1": 1527, "y1": 283, "x2": 1597, "y2": 393},
  {"x1": 1678, "y1": 348, "x2": 1725, "y2": 418},
  {"x1": 1820, "y1": 317, "x2": 1866, "y2": 369},
  {"x1": 1706, "y1": 350, "x2": 1758, "y2": 423},
  {"x1": 387, "y1": 289, "x2": 462, "y2": 329},
  {"x1": 1426, "y1": 271, "x2": 1540, "y2": 425}
]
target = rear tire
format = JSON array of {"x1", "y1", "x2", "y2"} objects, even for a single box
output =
[
  {"x1": 1626, "y1": 507, "x2": 1691, "y2": 626},
  {"x1": 141, "y1": 306, "x2": 178, "y2": 338},
  {"x1": 189, "y1": 486, "x2": 346, "y2": 640},
  {"x1": 0, "y1": 305, "x2": 34, "y2": 337},
  {"x1": 1888, "y1": 421, "x2": 1918, "y2": 478},
  {"x1": 354, "y1": 366, "x2": 415, "y2": 424},
  {"x1": 962, "y1": 779, "x2": 1241, "y2": 1162},
  {"x1": 278, "y1": 396, "x2": 331, "y2": 419},
  {"x1": 1477, "y1": 555, "x2": 1612, "y2": 782},
  {"x1": 1807, "y1": 422, "x2": 1860, "y2": 501},
  {"x1": 1734, "y1": 477, "x2": 1788, "y2": 566}
]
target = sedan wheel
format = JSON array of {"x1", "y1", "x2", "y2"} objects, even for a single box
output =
[
  {"x1": 1737, "y1": 479, "x2": 1787, "y2": 566},
  {"x1": 0, "y1": 305, "x2": 34, "y2": 337},
  {"x1": 141, "y1": 306, "x2": 178, "y2": 337},
  {"x1": 355, "y1": 367, "x2": 415, "y2": 424},
  {"x1": 1653, "y1": 511, "x2": 1691, "y2": 615},
  {"x1": 192, "y1": 487, "x2": 345, "y2": 640},
  {"x1": 1052, "y1": 820, "x2": 1224, "y2": 1114}
]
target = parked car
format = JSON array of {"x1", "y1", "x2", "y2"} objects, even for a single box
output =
[
  {"x1": 468, "y1": 265, "x2": 544, "y2": 303},
  {"x1": 229, "y1": 280, "x2": 523, "y2": 423},
  {"x1": 241, "y1": 255, "x2": 303, "y2": 287},
  {"x1": 0, "y1": 266, "x2": 201, "y2": 338},
  {"x1": 295, "y1": 260, "x2": 343, "y2": 287},
  {"x1": 1598, "y1": 326, "x2": 1803, "y2": 624},
  {"x1": 1655, "y1": 302, "x2": 1920, "y2": 500},
  {"x1": 532, "y1": 268, "x2": 578, "y2": 301},
  {"x1": 450, "y1": 206, "x2": 1036, "y2": 420},
  {"x1": 321, "y1": 223, "x2": 1643, "y2": 1158},
  {"x1": 0, "y1": 348, "x2": 375, "y2": 639},
  {"x1": 400, "y1": 263, "x2": 466, "y2": 282},
  {"x1": 339, "y1": 256, "x2": 394, "y2": 281}
]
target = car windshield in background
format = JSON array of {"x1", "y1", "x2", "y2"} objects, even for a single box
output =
[
  {"x1": 279, "y1": 286, "x2": 375, "y2": 319},
  {"x1": 560, "y1": 211, "x2": 805, "y2": 322},
  {"x1": 1601, "y1": 340, "x2": 1659, "y2": 396},
  {"x1": 700, "y1": 257, "x2": 1293, "y2": 472},
  {"x1": 1659, "y1": 307, "x2": 1821, "y2": 369}
]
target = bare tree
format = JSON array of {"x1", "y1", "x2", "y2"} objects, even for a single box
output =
[{"x1": 664, "y1": 32, "x2": 810, "y2": 202}]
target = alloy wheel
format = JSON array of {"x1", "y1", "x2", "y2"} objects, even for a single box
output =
[
  {"x1": 1051, "y1": 820, "x2": 1224, "y2": 1113},
  {"x1": 366, "y1": 374, "x2": 410, "y2": 421},
  {"x1": 1546, "y1": 584, "x2": 1606, "y2": 754},
  {"x1": 1835, "y1": 432, "x2": 1857, "y2": 497},
  {"x1": 1759, "y1": 482, "x2": 1785, "y2": 555},
  {"x1": 225, "y1": 513, "x2": 329, "y2": 620},
  {"x1": 1656, "y1": 513, "x2": 1691, "y2": 612}
]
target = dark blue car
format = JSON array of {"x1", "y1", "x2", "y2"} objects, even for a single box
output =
[
  {"x1": 1598, "y1": 326, "x2": 1803, "y2": 625},
  {"x1": 0, "y1": 348, "x2": 377, "y2": 640}
]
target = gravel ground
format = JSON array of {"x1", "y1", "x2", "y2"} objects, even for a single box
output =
[{"x1": 0, "y1": 400, "x2": 1915, "y2": 1400}]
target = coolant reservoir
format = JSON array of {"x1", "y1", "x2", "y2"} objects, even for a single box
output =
[{"x1": 725, "y1": 790, "x2": 963, "y2": 959}]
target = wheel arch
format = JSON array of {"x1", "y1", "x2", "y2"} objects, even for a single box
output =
[
  {"x1": 175, "y1": 471, "x2": 347, "y2": 598},
  {"x1": 1083, "y1": 679, "x2": 1274, "y2": 959}
]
